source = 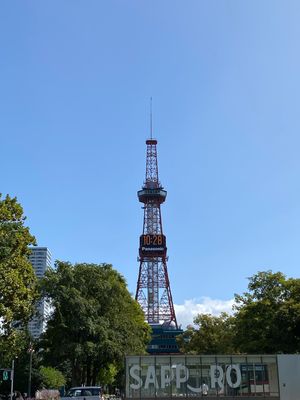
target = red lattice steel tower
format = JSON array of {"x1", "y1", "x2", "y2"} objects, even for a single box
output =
[{"x1": 135, "y1": 138, "x2": 178, "y2": 328}]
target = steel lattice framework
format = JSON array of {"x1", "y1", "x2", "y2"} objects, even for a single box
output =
[{"x1": 135, "y1": 139, "x2": 177, "y2": 327}]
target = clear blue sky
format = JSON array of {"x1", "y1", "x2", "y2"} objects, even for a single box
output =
[{"x1": 1, "y1": 1, "x2": 300, "y2": 324}]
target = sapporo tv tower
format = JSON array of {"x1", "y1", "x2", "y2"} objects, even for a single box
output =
[{"x1": 136, "y1": 117, "x2": 183, "y2": 354}]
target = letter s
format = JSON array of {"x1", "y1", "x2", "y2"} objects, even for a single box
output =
[{"x1": 130, "y1": 365, "x2": 142, "y2": 390}]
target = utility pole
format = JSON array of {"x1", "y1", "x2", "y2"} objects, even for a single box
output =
[
  {"x1": 10, "y1": 360, "x2": 14, "y2": 400},
  {"x1": 28, "y1": 344, "x2": 34, "y2": 398}
]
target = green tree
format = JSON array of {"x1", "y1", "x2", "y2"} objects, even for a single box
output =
[
  {"x1": 0, "y1": 194, "x2": 38, "y2": 362},
  {"x1": 12, "y1": 341, "x2": 43, "y2": 395},
  {"x1": 39, "y1": 366, "x2": 66, "y2": 389},
  {"x1": 40, "y1": 261, "x2": 150, "y2": 386},
  {"x1": 179, "y1": 271, "x2": 300, "y2": 356},
  {"x1": 98, "y1": 363, "x2": 118, "y2": 386},
  {"x1": 178, "y1": 313, "x2": 235, "y2": 354},
  {"x1": 234, "y1": 270, "x2": 300, "y2": 353}
]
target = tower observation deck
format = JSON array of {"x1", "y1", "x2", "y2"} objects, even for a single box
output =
[{"x1": 136, "y1": 138, "x2": 182, "y2": 353}]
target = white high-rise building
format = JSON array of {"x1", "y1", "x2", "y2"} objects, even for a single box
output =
[{"x1": 28, "y1": 247, "x2": 52, "y2": 338}]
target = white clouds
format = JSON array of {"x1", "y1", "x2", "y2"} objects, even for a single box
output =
[{"x1": 175, "y1": 297, "x2": 235, "y2": 329}]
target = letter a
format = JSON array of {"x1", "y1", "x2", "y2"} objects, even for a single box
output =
[{"x1": 145, "y1": 366, "x2": 158, "y2": 389}]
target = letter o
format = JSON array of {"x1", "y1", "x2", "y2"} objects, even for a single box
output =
[{"x1": 226, "y1": 365, "x2": 241, "y2": 389}]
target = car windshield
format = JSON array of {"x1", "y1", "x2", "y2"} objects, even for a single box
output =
[{"x1": 66, "y1": 389, "x2": 101, "y2": 397}]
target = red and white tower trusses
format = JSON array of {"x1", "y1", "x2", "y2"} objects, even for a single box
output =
[{"x1": 136, "y1": 138, "x2": 178, "y2": 328}]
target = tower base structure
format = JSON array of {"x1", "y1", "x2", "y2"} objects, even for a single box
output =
[{"x1": 147, "y1": 323, "x2": 183, "y2": 354}]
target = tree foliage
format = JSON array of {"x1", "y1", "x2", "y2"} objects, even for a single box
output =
[
  {"x1": 178, "y1": 313, "x2": 235, "y2": 354},
  {"x1": 11, "y1": 341, "x2": 43, "y2": 395},
  {"x1": 179, "y1": 271, "x2": 300, "y2": 355},
  {"x1": 39, "y1": 366, "x2": 66, "y2": 389},
  {"x1": 233, "y1": 270, "x2": 300, "y2": 353},
  {"x1": 97, "y1": 363, "x2": 118, "y2": 386},
  {"x1": 40, "y1": 261, "x2": 150, "y2": 386},
  {"x1": 0, "y1": 194, "x2": 37, "y2": 362}
]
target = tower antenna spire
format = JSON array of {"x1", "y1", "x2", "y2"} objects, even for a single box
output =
[{"x1": 150, "y1": 97, "x2": 153, "y2": 139}]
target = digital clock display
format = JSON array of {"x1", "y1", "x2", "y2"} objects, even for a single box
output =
[{"x1": 139, "y1": 234, "x2": 166, "y2": 257}]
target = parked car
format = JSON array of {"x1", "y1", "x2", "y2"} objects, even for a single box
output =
[{"x1": 61, "y1": 387, "x2": 103, "y2": 400}]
